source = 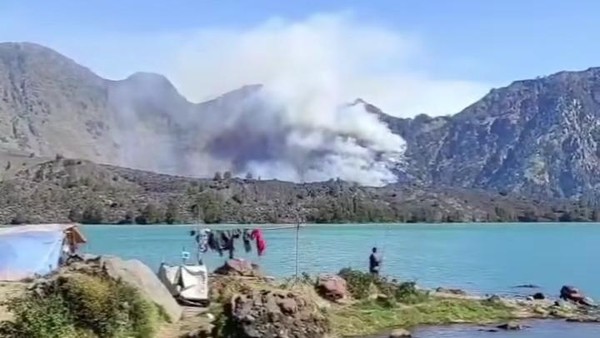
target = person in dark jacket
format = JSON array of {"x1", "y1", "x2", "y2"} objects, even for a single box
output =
[{"x1": 369, "y1": 247, "x2": 382, "y2": 276}]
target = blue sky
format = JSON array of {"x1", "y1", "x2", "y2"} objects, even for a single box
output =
[{"x1": 1, "y1": 0, "x2": 599, "y2": 116}]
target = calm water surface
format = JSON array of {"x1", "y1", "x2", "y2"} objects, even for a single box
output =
[
  {"x1": 412, "y1": 320, "x2": 600, "y2": 338},
  {"x1": 82, "y1": 223, "x2": 600, "y2": 338}
]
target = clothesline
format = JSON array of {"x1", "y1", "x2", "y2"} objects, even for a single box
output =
[
  {"x1": 260, "y1": 224, "x2": 303, "y2": 231},
  {"x1": 190, "y1": 224, "x2": 303, "y2": 276},
  {"x1": 189, "y1": 224, "x2": 302, "y2": 231}
]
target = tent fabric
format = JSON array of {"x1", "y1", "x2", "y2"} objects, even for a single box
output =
[
  {"x1": 157, "y1": 263, "x2": 209, "y2": 302},
  {"x1": 0, "y1": 224, "x2": 85, "y2": 281},
  {"x1": 0, "y1": 230, "x2": 64, "y2": 281},
  {"x1": 179, "y1": 265, "x2": 208, "y2": 301},
  {"x1": 157, "y1": 264, "x2": 180, "y2": 296},
  {"x1": 0, "y1": 224, "x2": 86, "y2": 244}
]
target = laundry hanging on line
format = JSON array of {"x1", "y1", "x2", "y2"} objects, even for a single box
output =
[{"x1": 191, "y1": 227, "x2": 267, "y2": 258}]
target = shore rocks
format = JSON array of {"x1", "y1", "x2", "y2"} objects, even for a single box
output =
[
  {"x1": 513, "y1": 284, "x2": 540, "y2": 289},
  {"x1": 316, "y1": 274, "x2": 348, "y2": 302},
  {"x1": 222, "y1": 289, "x2": 329, "y2": 338},
  {"x1": 560, "y1": 285, "x2": 594, "y2": 306},
  {"x1": 487, "y1": 295, "x2": 503, "y2": 304},
  {"x1": 389, "y1": 328, "x2": 412, "y2": 337},
  {"x1": 497, "y1": 321, "x2": 524, "y2": 330},
  {"x1": 435, "y1": 287, "x2": 467, "y2": 295},
  {"x1": 566, "y1": 316, "x2": 600, "y2": 323},
  {"x1": 532, "y1": 292, "x2": 546, "y2": 300},
  {"x1": 214, "y1": 259, "x2": 263, "y2": 277}
]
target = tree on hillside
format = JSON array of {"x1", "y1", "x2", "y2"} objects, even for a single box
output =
[
  {"x1": 223, "y1": 171, "x2": 233, "y2": 180},
  {"x1": 213, "y1": 172, "x2": 222, "y2": 181},
  {"x1": 196, "y1": 192, "x2": 223, "y2": 224},
  {"x1": 136, "y1": 203, "x2": 163, "y2": 224},
  {"x1": 68, "y1": 208, "x2": 82, "y2": 222},
  {"x1": 165, "y1": 200, "x2": 179, "y2": 224},
  {"x1": 81, "y1": 204, "x2": 103, "y2": 224},
  {"x1": 10, "y1": 212, "x2": 27, "y2": 225},
  {"x1": 118, "y1": 211, "x2": 135, "y2": 225}
]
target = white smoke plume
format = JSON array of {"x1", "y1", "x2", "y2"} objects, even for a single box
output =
[
  {"x1": 168, "y1": 13, "x2": 411, "y2": 186},
  {"x1": 105, "y1": 13, "x2": 488, "y2": 186}
]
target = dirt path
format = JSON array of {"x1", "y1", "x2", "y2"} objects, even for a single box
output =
[
  {"x1": 0, "y1": 282, "x2": 28, "y2": 322},
  {"x1": 157, "y1": 305, "x2": 213, "y2": 338}
]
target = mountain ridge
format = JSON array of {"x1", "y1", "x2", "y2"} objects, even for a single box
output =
[
  {"x1": 381, "y1": 66, "x2": 600, "y2": 198},
  {"x1": 3, "y1": 41, "x2": 600, "y2": 199}
]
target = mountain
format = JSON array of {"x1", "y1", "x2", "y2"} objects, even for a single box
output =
[
  {"x1": 3, "y1": 42, "x2": 600, "y2": 199},
  {"x1": 0, "y1": 42, "x2": 199, "y2": 174},
  {"x1": 1, "y1": 43, "x2": 400, "y2": 186},
  {"x1": 367, "y1": 68, "x2": 600, "y2": 199},
  {"x1": 0, "y1": 42, "x2": 116, "y2": 161}
]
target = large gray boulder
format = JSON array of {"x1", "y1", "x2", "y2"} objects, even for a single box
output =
[{"x1": 101, "y1": 256, "x2": 182, "y2": 322}]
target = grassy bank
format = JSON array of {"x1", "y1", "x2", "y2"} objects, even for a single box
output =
[
  {"x1": 324, "y1": 268, "x2": 514, "y2": 336},
  {"x1": 331, "y1": 298, "x2": 512, "y2": 336}
]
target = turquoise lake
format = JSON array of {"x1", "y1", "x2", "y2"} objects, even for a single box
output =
[{"x1": 82, "y1": 223, "x2": 600, "y2": 337}]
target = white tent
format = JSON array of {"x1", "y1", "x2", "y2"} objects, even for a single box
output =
[
  {"x1": 0, "y1": 224, "x2": 86, "y2": 281},
  {"x1": 157, "y1": 263, "x2": 209, "y2": 306}
]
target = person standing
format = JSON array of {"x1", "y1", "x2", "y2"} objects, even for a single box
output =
[{"x1": 369, "y1": 247, "x2": 382, "y2": 276}]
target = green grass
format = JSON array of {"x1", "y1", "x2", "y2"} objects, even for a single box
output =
[
  {"x1": 330, "y1": 298, "x2": 514, "y2": 336},
  {"x1": 0, "y1": 273, "x2": 164, "y2": 338}
]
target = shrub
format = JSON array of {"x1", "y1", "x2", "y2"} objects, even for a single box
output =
[
  {"x1": 393, "y1": 281, "x2": 429, "y2": 304},
  {"x1": 0, "y1": 274, "x2": 162, "y2": 338},
  {"x1": 60, "y1": 274, "x2": 160, "y2": 338},
  {"x1": 337, "y1": 268, "x2": 429, "y2": 304},
  {"x1": 0, "y1": 294, "x2": 76, "y2": 338},
  {"x1": 59, "y1": 274, "x2": 127, "y2": 337},
  {"x1": 338, "y1": 268, "x2": 376, "y2": 299}
]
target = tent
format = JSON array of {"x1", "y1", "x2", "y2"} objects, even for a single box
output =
[
  {"x1": 157, "y1": 263, "x2": 209, "y2": 306},
  {"x1": 0, "y1": 224, "x2": 86, "y2": 281}
]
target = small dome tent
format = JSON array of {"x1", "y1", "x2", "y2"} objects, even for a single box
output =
[{"x1": 0, "y1": 224, "x2": 86, "y2": 281}]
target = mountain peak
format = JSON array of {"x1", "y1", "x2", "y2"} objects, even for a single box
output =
[
  {"x1": 0, "y1": 41, "x2": 55, "y2": 52},
  {"x1": 125, "y1": 71, "x2": 171, "y2": 83},
  {"x1": 121, "y1": 72, "x2": 180, "y2": 95},
  {"x1": 0, "y1": 41, "x2": 80, "y2": 63}
]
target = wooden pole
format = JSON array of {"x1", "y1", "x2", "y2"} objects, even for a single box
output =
[{"x1": 295, "y1": 220, "x2": 300, "y2": 281}]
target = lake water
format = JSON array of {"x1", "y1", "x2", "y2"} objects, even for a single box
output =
[{"x1": 81, "y1": 223, "x2": 600, "y2": 337}]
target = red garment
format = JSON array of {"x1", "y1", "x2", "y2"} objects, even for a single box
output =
[{"x1": 251, "y1": 229, "x2": 266, "y2": 256}]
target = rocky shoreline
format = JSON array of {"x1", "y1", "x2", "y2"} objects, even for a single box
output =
[{"x1": 1, "y1": 256, "x2": 599, "y2": 338}]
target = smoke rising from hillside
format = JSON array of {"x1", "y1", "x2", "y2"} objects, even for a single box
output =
[
  {"x1": 198, "y1": 87, "x2": 406, "y2": 186},
  {"x1": 170, "y1": 14, "x2": 410, "y2": 186},
  {"x1": 111, "y1": 13, "x2": 486, "y2": 186}
]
